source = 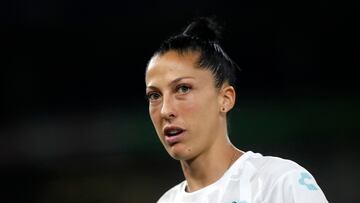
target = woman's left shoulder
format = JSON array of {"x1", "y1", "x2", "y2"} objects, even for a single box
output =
[
  {"x1": 246, "y1": 152, "x2": 303, "y2": 172},
  {"x1": 258, "y1": 154, "x2": 305, "y2": 173},
  {"x1": 246, "y1": 152, "x2": 313, "y2": 185},
  {"x1": 247, "y1": 153, "x2": 329, "y2": 203}
]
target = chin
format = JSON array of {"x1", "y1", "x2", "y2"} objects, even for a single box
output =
[{"x1": 166, "y1": 144, "x2": 195, "y2": 161}]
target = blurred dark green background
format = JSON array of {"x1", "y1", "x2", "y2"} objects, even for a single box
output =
[{"x1": 1, "y1": 0, "x2": 359, "y2": 202}]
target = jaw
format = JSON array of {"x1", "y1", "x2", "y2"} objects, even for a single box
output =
[{"x1": 164, "y1": 141, "x2": 195, "y2": 161}]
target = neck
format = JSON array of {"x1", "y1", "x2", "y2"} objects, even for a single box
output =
[{"x1": 180, "y1": 141, "x2": 242, "y2": 192}]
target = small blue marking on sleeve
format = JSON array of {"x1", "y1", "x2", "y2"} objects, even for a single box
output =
[{"x1": 298, "y1": 172, "x2": 318, "y2": 191}]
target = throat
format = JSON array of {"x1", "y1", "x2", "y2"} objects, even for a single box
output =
[{"x1": 180, "y1": 149, "x2": 241, "y2": 192}]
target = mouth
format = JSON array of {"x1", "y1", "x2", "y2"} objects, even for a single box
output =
[
  {"x1": 164, "y1": 126, "x2": 184, "y2": 136},
  {"x1": 163, "y1": 126, "x2": 185, "y2": 145}
]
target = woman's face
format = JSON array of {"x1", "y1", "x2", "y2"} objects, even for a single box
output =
[{"x1": 145, "y1": 51, "x2": 227, "y2": 160}]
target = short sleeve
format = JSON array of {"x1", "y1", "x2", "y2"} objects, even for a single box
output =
[{"x1": 263, "y1": 169, "x2": 329, "y2": 203}]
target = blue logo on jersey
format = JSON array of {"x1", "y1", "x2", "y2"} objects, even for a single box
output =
[{"x1": 298, "y1": 172, "x2": 318, "y2": 191}]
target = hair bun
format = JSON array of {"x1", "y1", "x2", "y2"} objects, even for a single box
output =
[{"x1": 182, "y1": 17, "x2": 223, "y2": 42}]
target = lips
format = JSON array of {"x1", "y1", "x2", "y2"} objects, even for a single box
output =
[
  {"x1": 164, "y1": 127, "x2": 184, "y2": 136},
  {"x1": 163, "y1": 126, "x2": 185, "y2": 145}
]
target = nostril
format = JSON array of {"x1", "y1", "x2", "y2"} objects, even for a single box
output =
[
  {"x1": 160, "y1": 97, "x2": 176, "y2": 119},
  {"x1": 163, "y1": 113, "x2": 176, "y2": 121}
]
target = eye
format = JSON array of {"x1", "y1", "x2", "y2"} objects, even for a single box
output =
[
  {"x1": 146, "y1": 92, "x2": 161, "y2": 102},
  {"x1": 176, "y1": 84, "x2": 191, "y2": 94}
]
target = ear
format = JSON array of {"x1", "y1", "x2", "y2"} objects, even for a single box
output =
[{"x1": 219, "y1": 85, "x2": 236, "y2": 113}]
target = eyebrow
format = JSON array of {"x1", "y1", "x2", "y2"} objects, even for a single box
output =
[{"x1": 146, "y1": 76, "x2": 195, "y2": 90}]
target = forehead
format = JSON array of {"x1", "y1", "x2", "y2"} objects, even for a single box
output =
[
  {"x1": 146, "y1": 51, "x2": 213, "y2": 86},
  {"x1": 147, "y1": 51, "x2": 199, "y2": 72}
]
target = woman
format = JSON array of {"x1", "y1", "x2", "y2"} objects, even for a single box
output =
[{"x1": 145, "y1": 17, "x2": 328, "y2": 203}]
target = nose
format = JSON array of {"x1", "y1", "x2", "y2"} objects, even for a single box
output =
[{"x1": 160, "y1": 95, "x2": 176, "y2": 120}]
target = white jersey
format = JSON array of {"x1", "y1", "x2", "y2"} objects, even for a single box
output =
[{"x1": 158, "y1": 151, "x2": 328, "y2": 203}]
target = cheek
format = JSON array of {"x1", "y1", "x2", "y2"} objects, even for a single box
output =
[
  {"x1": 178, "y1": 96, "x2": 213, "y2": 125},
  {"x1": 182, "y1": 93, "x2": 217, "y2": 114},
  {"x1": 182, "y1": 94, "x2": 219, "y2": 132},
  {"x1": 149, "y1": 107, "x2": 165, "y2": 140},
  {"x1": 177, "y1": 96, "x2": 198, "y2": 115},
  {"x1": 149, "y1": 106, "x2": 160, "y2": 126}
]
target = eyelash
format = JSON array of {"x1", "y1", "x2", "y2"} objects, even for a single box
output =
[
  {"x1": 176, "y1": 84, "x2": 192, "y2": 94},
  {"x1": 146, "y1": 92, "x2": 161, "y2": 102},
  {"x1": 146, "y1": 84, "x2": 192, "y2": 102}
]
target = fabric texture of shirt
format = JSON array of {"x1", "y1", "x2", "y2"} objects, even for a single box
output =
[{"x1": 157, "y1": 151, "x2": 328, "y2": 203}]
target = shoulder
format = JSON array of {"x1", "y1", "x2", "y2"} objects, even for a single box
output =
[
  {"x1": 157, "y1": 181, "x2": 185, "y2": 203},
  {"x1": 246, "y1": 152, "x2": 313, "y2": 189},
  {"x1": 247, "y1": 152, "x2": 305, "y2": 182},
  {"x1": 244, "y1": 152, "x2": 328, "y2": 203}
]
